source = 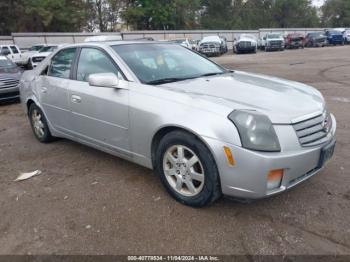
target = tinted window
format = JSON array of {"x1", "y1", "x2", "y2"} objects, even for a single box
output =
[
  {"x1": 48, "y1": 48, "x2": 76, "y2": 79},
  {"x1": 76, "y1": 48, "x2": 120, "y2": 82},
  {"x1": 10, "y1": 46, "x2": 19, "y2": 54}
]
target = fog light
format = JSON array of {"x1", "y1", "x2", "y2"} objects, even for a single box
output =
[
  {"x1": 267, "y1": 169, "x2": 284, "y2": 190},
  {"x1": 223, "y1": 146, "x2": 235, "y2": 166}
]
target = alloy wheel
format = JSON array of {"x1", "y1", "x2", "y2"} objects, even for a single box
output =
[
  {"x1": 31, "y1": 109, "x2": 45, "y2": 138},
  {"x1": 163, "y1": 145, "x2": 205, "y2": 197}
]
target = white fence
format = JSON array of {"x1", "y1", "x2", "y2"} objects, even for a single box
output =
[{"x1": 0, "y1": 28, "x2": 325, "y2": 49}]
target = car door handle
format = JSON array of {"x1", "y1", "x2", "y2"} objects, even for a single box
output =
[
  {"x1": 71, "y1": 95, "x2": 82, "y2": 103},
  {"x1": 40, "y1": 87, "x2": 47, "y2": 93}
]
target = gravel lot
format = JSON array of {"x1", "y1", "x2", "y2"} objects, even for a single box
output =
[{"x1": 0, "y1": 46, "x2": 350, "y2": 255}]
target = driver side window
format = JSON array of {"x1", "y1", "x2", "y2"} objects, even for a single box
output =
[
  {"x1": 48, "y1": 48, "x2": 77, "y2": 79},
  {"x1": 76, "y1": 48, "x2": 122, "y2": 82}
]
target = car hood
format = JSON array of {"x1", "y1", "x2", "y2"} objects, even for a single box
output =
[
  {"x1": 238, "y1": 37, "x2": 257, "y2": 43},
  {"x1": 161, "y1": 71, "x2": 325, "y2": 124}
]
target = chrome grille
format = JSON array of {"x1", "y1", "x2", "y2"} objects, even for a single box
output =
[
  {"x1": 32, "y1": 56, "x2": 45, "y2": 63},
  {"x1": 239, "y1": 41, "x2": 251, "y2": 48},
  {"x1": 0, "y1": 78, "x2": 19, "y2": 89},
  {"x1": 270, "y1": 40, "x2": 283, "y2": 47},
  {"x1": 293, "y1": 112, "x2": 332, "y2": 147}
]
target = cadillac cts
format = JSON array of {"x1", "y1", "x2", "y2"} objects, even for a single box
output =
[{"x1": 20, "y1": 42, "x2": 336, "y2": 207}]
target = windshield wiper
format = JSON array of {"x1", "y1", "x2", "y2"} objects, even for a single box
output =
[
  {"x1": 198, "y1": 72, "x2": 226, "y2": 77},
  {"x1": 146, "y1": 77, "x2": 194, "y2": 85},
  {"x1": 146, "y1": 71, "x2": 231, "y2": 85}
]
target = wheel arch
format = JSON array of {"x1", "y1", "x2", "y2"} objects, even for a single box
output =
[{"x1": 150, "y1": 125, "x2": 218, "y2": 170}]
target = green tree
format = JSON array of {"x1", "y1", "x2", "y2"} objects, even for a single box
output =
[
  {"x1": 322, "y1": 0, "x2": 350, "y2": 27},
  {"x1": 272, "y1": 0, "x2": 320, "y2": 28},
  {"x1": 0, "y1": 0, "x2": 88, "y2": 34},
  {"x1": 122, "y1": 0, "x2": 201, "y2": 30}
]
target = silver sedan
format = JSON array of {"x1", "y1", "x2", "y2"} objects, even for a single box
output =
[{"x1": 19, "y1": 41, "x2": 336, "y2": 207}]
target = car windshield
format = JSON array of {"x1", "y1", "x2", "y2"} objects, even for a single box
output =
[
  {"x1": 112, "y1": 43, "x2": 225, "y2": 85},
  {"x1": 28, "y1": 45, "x2": 43, "y2": 51},
  {"x1": 328, "y1": 31, "x2": 340, "y2": 34},
  {"x1": 267, "y1": 34, "x2": 281, "y2": 39},
  {"x1": 0, "y1": 56, "x2": 16, "y2": 68},
  {"x1": 39, "y1": 46, "x2": 57, "y2": 53}
]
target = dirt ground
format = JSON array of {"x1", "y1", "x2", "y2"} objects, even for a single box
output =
[{"x1": 0, "y1": 46, "x2": 350, "y2": 255}]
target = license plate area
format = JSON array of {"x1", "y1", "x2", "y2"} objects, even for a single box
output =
[{"x1": 318, "y1": 140, "x2": 336, "y2": 168}]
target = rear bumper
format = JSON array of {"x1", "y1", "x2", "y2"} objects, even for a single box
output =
[{"x1": 202, "y1": 114, "x2": 336, "y2": 199}]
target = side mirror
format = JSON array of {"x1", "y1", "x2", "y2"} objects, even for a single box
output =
[{"x1": 88, "y1": 73, "x2": 122, "y2": 89}]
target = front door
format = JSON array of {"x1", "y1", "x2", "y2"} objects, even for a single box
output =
[{"x1": 68, "y1": 47, "x2": 130, "y2": 153}]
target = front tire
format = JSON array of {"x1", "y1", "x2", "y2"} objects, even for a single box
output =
[
  {"x1": 155, "y1": 131, "x2": 221, "y2": 207},
  {"x1": 28, "y1": 103, "x2": 55, "y2": 143}
]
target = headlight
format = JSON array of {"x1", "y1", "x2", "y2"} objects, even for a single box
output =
[{"x1": 228, "y1": 110, "x2": 281, "y2": 152}]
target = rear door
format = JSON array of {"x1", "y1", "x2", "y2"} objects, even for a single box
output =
[
  {"x1": 39, "y1": 47, "x2": 77, "y2": 134},
  {"x1": 68, "y1": 47, "x2": 130, "y2": 153}
]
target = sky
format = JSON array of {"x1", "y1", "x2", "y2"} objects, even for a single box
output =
[{"x1": 312, "y1": 0, "x2": 325, "y2": 8}]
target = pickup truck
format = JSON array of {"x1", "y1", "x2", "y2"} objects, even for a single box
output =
[
  {"x1": 198, "y1": 36, "x2": 227, "y2": 57},
  {"x1": 284, "y1": 33, "x2": 305, "y2": 49},
  {"x1": 325, "y1": 30, "x2": 344, "y2": 45},
  {"x1": 233, "y1": 34, "x2": 257, "y2": 54},
  {"x1": 0, "y1": 45, "x2": 27, "y2": 66},
  {"x1": 259, "y1": 33, "x2": 285, "y2": 51}
]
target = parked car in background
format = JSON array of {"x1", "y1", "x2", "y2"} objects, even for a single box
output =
[
  {"x1": 258, "y1": 33, "x2": 284, "y2": 51},
  {"x1": 0, "y1": 55, "x2": 22, "y2": 102},
  {"x1": 30, "y1": 45, "x2": 60, "y2": 68},
  {"x1": 325, "y1": 30, "x2": 344, "y2": 45},
  {"x1": 233, "y1": 34, "x2": 257, "y2": 54},
  {"x1": 305, "y1": 32, "x2": 327, "y2": 47},
  {"x1": 21, "y1": 44, "x2": 47, "y2": 69},
  {"x1": 261, "y1": 33, "x2": 285, "y2": 51},
  {"x1": 343, "y1": 29, "x2": 350, "y2": 44},
  {"x1": 284, "y1": 33, "x2": 305, "y2": 49},
  {"x1": 167, "y1": 39, "x2": 191, "y2": 49},
  {"x1": 189, "y1": 39, "x2": 199, "y2": 51},
  {"x1": 84, "y1": 34, "x2": 122, "y2": 42},
  {"x1": 20, "y1": 41, "x2": 336, "y2": 207},
  {"x1": 0, "y1": 45, "x2": 27, "y2": 66},
  {"x1": 199, "y1": 36, "x2": 227, "y2": 56}
]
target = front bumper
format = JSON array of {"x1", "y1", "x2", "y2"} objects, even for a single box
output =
[
  {"x1": 0, "y1": 85, "x2": 20, "y2": 102},
  {"x1": 199, "y1": 47, "x2": 221, "y2": 55},
  {"x1": 236, "y1": 45, "x2": 256, "y2": 52},
  {"x1": 203, "y1": 114, "x2": 336, "y2": 199}
]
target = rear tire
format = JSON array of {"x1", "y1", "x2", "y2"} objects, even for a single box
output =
[
  {"x1": 155, "y1": 131, "x2": 221, "y2": 207},
  {"x1": 28, "y1": 103, "x2": 55, "y2": 143}
]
